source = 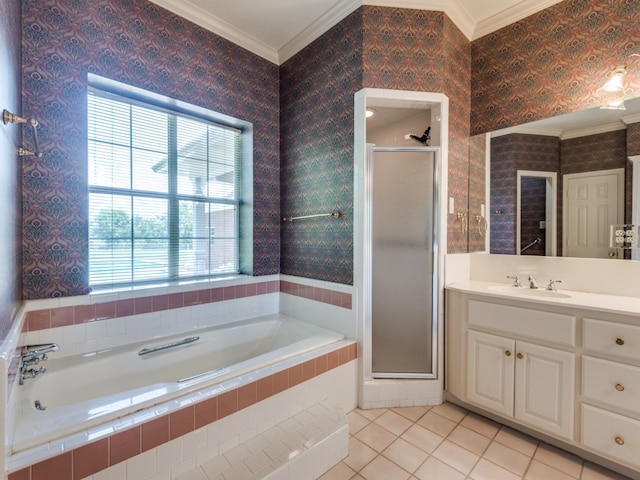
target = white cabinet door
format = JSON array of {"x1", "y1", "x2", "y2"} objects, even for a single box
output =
[
  {"x1": 515, "y1": 341, "x2": 575, "y2": 440},
  {"x1": 467, "y1": 330, "x2": 515, "y2": 416}
]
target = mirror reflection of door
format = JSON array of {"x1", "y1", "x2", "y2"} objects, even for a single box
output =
[
  {"x1": 563, "y1": 168, "x2": 624, "y2": 258},
  {"x1": 520, "y1": 177, "x2": 546, "y2": 255},
  {"x1": 517, "y1": 170, "x2": 557, "y2": 256}
]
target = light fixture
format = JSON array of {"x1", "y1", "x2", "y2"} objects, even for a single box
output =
[
  {"x1": 598, "y1": 53, "x2": 640, "y2": 110},
  {"x1": 366, "y1": 108, "x2": 376, "y2": 118}
]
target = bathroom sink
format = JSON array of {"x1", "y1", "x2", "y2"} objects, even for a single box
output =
[{"x1": 488, "y1": 285, "x2": 571, "y2": 299}]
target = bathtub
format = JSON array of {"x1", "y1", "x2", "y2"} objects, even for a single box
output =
[{"x1": 10, "y1": 313, "x2": 345, "y2": 454}]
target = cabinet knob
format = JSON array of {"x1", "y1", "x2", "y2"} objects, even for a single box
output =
[
  {"x1": 616, "y1": 338, "x2": 625, "y2": 346},
  {"x1": 615, "y1": 436, "x2": 625, "y2": 446},
  {"x1": 616, "y1": 383, "x2": 625, "y2": 392},
  {"x1": 505, "y1": 350, "x2": 512, "y2": 357},
  {"x1": 516, "y1": 353, "x2": 524, "y2": 359}
]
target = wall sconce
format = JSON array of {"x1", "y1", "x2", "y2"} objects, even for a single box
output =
[
  {"x1": 598, "y1": 53, "x2": 640, "y2": 110},
  {"x1": 2, "y1": 109, "x2": 42, "y2": 157}
]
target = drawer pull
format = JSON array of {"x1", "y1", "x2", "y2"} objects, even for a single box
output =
[
  {"x1": 505, "y1": 350, "x2": 511, "y2": 357},
  {"x1": 615, "y1": 436, "x2": 625, "y2": 446},
  {"x1": 616, "y1": 383, "x2": 625, "y2": 392},
  {"x1": 615, "y1": 338, "x2": 625, "y2": 346},
  {"x1": 516, "y1": 353, "x2": 523, "y2": 359}
]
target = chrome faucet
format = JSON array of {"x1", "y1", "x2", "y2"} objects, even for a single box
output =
[
  {"x1": 20, "y1": 343, "x2": 58, "y2": 385},
  {"x1": 506, "y1": 275, "x2": 521, "y2": 287},
  {"x1": 547, "y1": 279, "x2": 563, "y2": 291},
  {"x1": 528, "y1": 275, "x2": 539, "y2": 289}
]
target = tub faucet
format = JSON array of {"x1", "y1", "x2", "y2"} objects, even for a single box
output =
[
  {"x1": 20, "y1": 343, "x2": 58, "y2": 385},
  {"x1": 528, "y1": 275, "x2": 539, "y2": 289}
]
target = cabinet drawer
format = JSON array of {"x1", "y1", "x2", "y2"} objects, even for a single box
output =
[
  {"x1": 582, "y1": 404, "x2": 640, "y2": 468},
  {"x1": 468, "y1": 300, "x2": 576, "y2": 346},
  {"x1": 583, "y1": 356, "x2": 640, "y2": 412},
  {"x1": 584, "y1": 319, "x2": 640, "y2": 361}
]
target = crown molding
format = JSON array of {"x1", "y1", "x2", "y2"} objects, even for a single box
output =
[
  {"x1": 472, "y1": 0, "x2": 564, "y2": 40},
  {"x1": 148, "y1": 0, "x2": 279, "y2": 63},
  {"x1": 491, "y1": 121, "x2": 628, "y2": 140},
  {"x1": 621, "y1": 113, "x2": 640, "y2": 125},
  {"x1": 278, "y1": 0, "x2": 362, "y2": 64},
  {"x1": 559, "y1": 122, "x2": 626, "y2": 140},
  {"x1": 363, "y1": 0, "x2": 475, "y2": 39},
  {"x1": 150, "y1": 0, "x2": 566, "y2": 65}
]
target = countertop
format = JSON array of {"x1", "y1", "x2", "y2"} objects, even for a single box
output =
[{"x1": 446, "y1": 280, "x2": 640, "y2": 317}]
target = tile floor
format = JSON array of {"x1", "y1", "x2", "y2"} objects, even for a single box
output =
[{"x1": 319, "y1": 402, "x2": 633, "y2": 480}]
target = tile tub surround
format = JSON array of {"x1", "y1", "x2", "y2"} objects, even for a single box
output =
[
  {"x1": 7, "y1": 342, "x2": 358, "y2": 480},
  {"x1": 22, "y1": 278, "x2": 352, "y2": 334}
]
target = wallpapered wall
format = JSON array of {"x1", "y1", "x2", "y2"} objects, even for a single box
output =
[
  {"x1": 361, "y1": 7, "x2": 471, "y2": 254},
  {"x1": 21, "y1": 0, "x2": 280, "y2": 299},
  {"x1": 472, "y1": 0, "x2": 640, "y2": 135},
  {"x1": 279, "y1": 7, "x2": 471, "y2": 284},
  {"x1": 0, "y1": 0, "x2": 22, "y2": 338},
  {"x1": 279, "y1": 10, "x2": 362, "y2": 285},
  {"x1": 490, "y1": 134, "x2": 560, "y2": 255},
  {"x1": 490, "y1": 129, "x2": 632, "y2": 256}
]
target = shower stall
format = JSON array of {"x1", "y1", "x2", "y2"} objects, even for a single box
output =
[
  {"x1": 354, "y1": 88, "x2": 447, "y2": 408},
  {"x1": 365, "y1": 145, "x2": 439, "y2": 380}
]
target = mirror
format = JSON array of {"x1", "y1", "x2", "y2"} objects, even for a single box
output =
[{"x1": 477, "y1": 96, "x2": 640, "y2": 259}]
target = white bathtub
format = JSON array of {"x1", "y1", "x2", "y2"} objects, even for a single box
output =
[{"x1": 11, "y1": 314, "x2": 345, "y2": 454}]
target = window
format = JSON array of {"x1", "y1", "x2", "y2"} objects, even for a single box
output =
[{"x1": 88, "y1": 87, "x2": 242, "y2": 287}]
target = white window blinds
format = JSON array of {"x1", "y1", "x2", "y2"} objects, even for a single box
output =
[{"x1": 88, "y1": 90, "x2": 241, "y2": 287}]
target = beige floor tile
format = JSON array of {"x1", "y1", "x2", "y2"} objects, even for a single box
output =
[
  {"x1": 347, "y1": 410, "x2": 371, "y2": 435},
  {"x1": 414, "y1": 456, "x2": 466, "y2": 480},
  {"x1": 526, "y1": 460, "x2": 577, "y2": 480},
  {"x1": 432, "y1": 439, "x2": 480, "y2": 475},
  {"x1": 483, "y1": 441, "x2": 532, "y2": 476},
  {"x1": 534, "y1": 443, "x2": 583, "y2": 478},
  {"x1": 581, "y1": 462, "x2": 631, "y2": 480},
  {"x1": 417, "y1": 410, "x2": 457, "y2": 437},
  {"x1": 448, "y1": 424, "x2": 492, "y2": 455},
  {"x1": 460, "y1": 412, "x2": 501, "y2": 439},
  {"x1": 382, "y1": 438, "x2": 429, "y2": 474},
  {"x1": 431, "y1": 402, "x2": 468, "y2": 423},
  {"x1": 374, "y1": 410, "x2": 414, "y2": 436},
  {"x1": 470, "y1": 458, "x2": 522, "y2": 480},
  {"x1": 494, "y1": 426, "x2": 539, "y2": 457},
  {"x1": 317, "y1": 461, "x2": 356, "y2": 480},
  {"x1": 359, "y1": 455, "x2": 411, "y2": 480},
  {"x1": 392, "y1": 406, "x2": 430, "y2": 422},
  {"x1": 344, "y1": 437, "x2": 377, "y2": 472},
  {"x1": 355, "y1": 422, "x2": 397, "y2": 453},
  {"x1": 402, "y1": 423, "x2": 445, "y2": 453},
  {"x1": 355, "y1": 408, "x2": 386, "y2": 421}
]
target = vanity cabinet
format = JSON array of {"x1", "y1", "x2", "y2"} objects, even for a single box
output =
[
  {"x1": 445, "y1": 286, "x2": 640, "y2": 478},
  {"x1": 581, "y1": 318, "x2": 640, "y2": 469},
  {"x1": 467, "y1": 329, "x2": 575, "y2": 440}
]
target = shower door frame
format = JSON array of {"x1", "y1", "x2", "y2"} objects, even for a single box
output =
[{"x1": 364, "y1": 145, "x2": 441, "y2": 380}]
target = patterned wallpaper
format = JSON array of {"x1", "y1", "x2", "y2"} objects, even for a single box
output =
[
  {"x1": 490, "y1": 134, "x2": 560, "y2": 255},
  {"x1": 361, "y1": 7, "x2": 471, "y2": 254},
  {"x1": 468, "y1": 133, "x2": 487, "y2": 252},
  {"x1": 279, "y1": 11, "x2": 362, "y2": 285},
  {"x1": 0, "y1": 0, "x2": 22, "y2": 339},
  {"x1": 21, "y1": 0, "x2": 280, "y2": 298},
  {"x1": 472, "y1": 0, "x2": 640, "y2": 135}
]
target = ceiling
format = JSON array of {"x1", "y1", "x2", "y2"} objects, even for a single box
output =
[{"x1": 149, "y1": 0, "x2": 565, "y2": 64}]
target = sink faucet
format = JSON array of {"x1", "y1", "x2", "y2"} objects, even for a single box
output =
[
  {"x1": 547, "y1": 279, "x2": 563, "y2": 291},
  {"x1": 528, "y1": 275, "x2": 539, "y2": 289},
  {"x1": 20, "y1": 343, "x2": 58, "y2": 385},
  {"x1": 506, "y1": 275, "x2": 521, "y2": 287}
]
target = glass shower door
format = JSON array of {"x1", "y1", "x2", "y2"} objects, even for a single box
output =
[{"x1": 368, "y1": 146, "x2": 438, "y2": 378}]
